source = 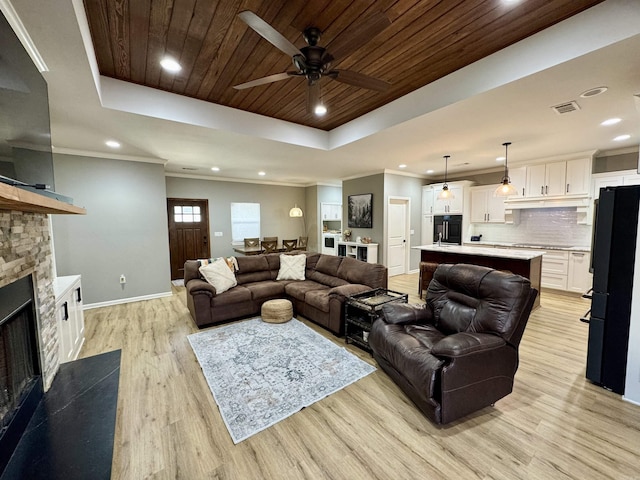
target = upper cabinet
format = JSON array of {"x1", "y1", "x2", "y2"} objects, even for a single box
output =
[
  {"x1": 591, "y1": 170, "x2": 640, "y2": 199},
  {"x1": 508, "y1": 166, "x2": 527, "y2": 198},
  {"x1": 524, "y1": 158, "x2": 591, "y2": 198},
  {"x1": 470, "y1": 185, "x2": 506, "y2": 223},
  {"x1": 431, "y1": 183, "x2": 464, "y2": 214},
  {"x1": 321, "y1": 203, "x2": 342, "y2": 221},
  {"x1": 422, "y1": 185, "x2": 435, "y2": 215}
]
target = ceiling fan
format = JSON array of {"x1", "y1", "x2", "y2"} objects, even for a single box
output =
[{"x1": 233, "y1": 10, "x2": 392, "y2": 114}]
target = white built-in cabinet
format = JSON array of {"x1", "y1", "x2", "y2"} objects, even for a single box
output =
[
  {"x1": 567, "y1": 251, "x2": 592, "y2": 293},
  {"x1": 525, "y1": 158, "x2": 591, "y2": 198},
  {"x1": 507, "y1": 166, "x2": 527, "y2": 198},
  {"x1": 54, "y1": 275, "x2": 85, "y2": 364},
  {"x1": 321, "y1": 202, "x2": 342, "y2": 221},
  {"x1": 432, "y1": 183, "x2": 464, "y2": 214},
  {"x1": 337, "y1": 241, "x2": 378, "y2": 263},
  {"x1": 422, "y1": 185, "x2": 435, "y2": 215},
  {"x1": 470, "y1": 185, "x2": 506, "y2": 223},
  {"x1": 591, "y1": 169, "x2": 640, "y2": 199}
]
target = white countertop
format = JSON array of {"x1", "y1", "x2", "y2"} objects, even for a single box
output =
[
  {"x1": 414, "y1": 244, "x2": 545, "y2": 260},
  {"x1": 463, "y1": 241, "x2": 590, "y2": 252}
]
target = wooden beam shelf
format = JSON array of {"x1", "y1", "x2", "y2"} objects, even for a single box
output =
[{"x1": 0, "y1": 182, "x2": 86, "y2": 215}]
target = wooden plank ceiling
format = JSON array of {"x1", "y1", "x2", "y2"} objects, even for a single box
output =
[{"x1": 83, "y1": 0, "x2": 605, "y2": 131}]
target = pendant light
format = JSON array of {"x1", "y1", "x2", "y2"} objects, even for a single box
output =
[
  {"x1": 494, "y1": 142, "x2": 518, "y2": 197},
  {"x1": 437, "y1": 155, "x2": 454, "y2": 200}
]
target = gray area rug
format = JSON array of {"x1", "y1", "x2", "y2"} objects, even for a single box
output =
[{"x1": 188, "y1": 318, "x2": 376, "y2": 443}]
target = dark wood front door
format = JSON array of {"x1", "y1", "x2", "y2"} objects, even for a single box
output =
[{"x1": 167, "y1": 198, "x2": 210, "y2": 280}]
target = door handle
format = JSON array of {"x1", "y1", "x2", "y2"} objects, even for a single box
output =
[
  {"x1": 541, "y1": 186, "x2": 544, "y2": 195},
  {"x1": 545, "y1": 185, "x2": 548, "y2": 194},
  {"x1": 566, "y1": 183, "x2": 570, "y2": 193},
  {"x1": 62, "y1": 301, "x2": 69, "y2": 321}
]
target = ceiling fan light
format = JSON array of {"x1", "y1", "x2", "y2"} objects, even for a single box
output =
[
  {"x1": 314, "y1": 104, "x2": 327, "y2": 116},
  {"x1": 160, "y1": 57, "x2": 182, "y2": 73}
]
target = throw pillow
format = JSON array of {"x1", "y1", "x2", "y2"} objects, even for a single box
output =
[
  {"x1": 199, "y1": 258, "x2": 238, "y2": 294},
  {"x1": 276, "y1": 254, "x2": 306, "y2": 281}
]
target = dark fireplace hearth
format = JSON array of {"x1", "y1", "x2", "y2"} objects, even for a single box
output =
[{"x1": 0, "y1": 275, "x2": 42, "y2": 475}]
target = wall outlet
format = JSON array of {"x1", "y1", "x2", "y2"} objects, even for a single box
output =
[{"x1": 119, "y1": 274, "x2": 126, "y2": 284}]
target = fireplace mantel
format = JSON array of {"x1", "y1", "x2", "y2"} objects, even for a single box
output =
[{"x1": 0, "y1": 182, "x2": 85, "y2": 215}]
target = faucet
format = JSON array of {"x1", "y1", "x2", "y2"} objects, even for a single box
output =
[{"x1": 438, "y1": 232, "x2": 442, "y2": 247}]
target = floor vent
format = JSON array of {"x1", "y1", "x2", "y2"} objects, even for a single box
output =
[{"x1": 551, "y1": 101, "x2": 580, "y2": 115}]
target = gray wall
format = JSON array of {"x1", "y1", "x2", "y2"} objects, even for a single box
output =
[
  {"x1": 384, "y1": 173, "x2": 425, "y2": 270},
  {"x1": 165, "y1": 176, "x2": 307, "y2": 258},
  {"x1": 51, "y1": 154, "x2": 171, "y2": 305},
  {"x1": 343, "y1": 173, "x2": 384, "y2": 263},
  {"x1": 305, "y1": 185, "x2": 319, "y2": 251}
]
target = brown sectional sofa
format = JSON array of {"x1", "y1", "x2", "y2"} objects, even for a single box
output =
[{"x1": 184, "y1": 252, "x2": 388, "y2": 334}]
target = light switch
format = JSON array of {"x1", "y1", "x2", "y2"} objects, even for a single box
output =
[
  {"x1": 214, "y1": 232, "x2": 223, "y2": 237},
  {"x1": 410, "y1": 229, "x2": 415, "y2": 235}
]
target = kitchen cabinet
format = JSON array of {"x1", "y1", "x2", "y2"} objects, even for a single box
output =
[
  {"x1": 422, "y1": 185, "x2": 435, "y2": 215},
  {"x1": 321, "y1": 202, "x2": 341, "y2": 221},
  {"x1": 565, "y1": 158, "x2": 591, "y2": 195},
  {"x1": 470, "y1": 185, "x2": 505, "y2": 223},
  {"x1": 432, "y1": 183, "x2": 464, "y2": 214},
  {"x1": 567, "y1": 251, "x2": 593, "y2": 293},
  {"x1": 421, "y1": 214, "x2": 433, "y2": 244},
  {"x1": 541, "y1": 250, "x2": 569, "y2": 290},
  {"x1": 508, "y1": 166, "x2": 527, "y2": 197},
  {"x1": 525, "y1": 158, "x2": 590, "y2": 198},
  {"x1": 591, "y1": 170, "x2": 640, "y2": 199},
  {"x1": 54, "y1": 275, "x2": 84, "y2": 363}
]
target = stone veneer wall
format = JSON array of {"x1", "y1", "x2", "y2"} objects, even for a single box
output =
[{"x1": 0, "y1": 211, "x2": 58, "y2": 389}]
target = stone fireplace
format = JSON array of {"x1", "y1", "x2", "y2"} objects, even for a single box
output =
[{"x1": 0, "y1": 211, "x2": 59, "y2": 391}]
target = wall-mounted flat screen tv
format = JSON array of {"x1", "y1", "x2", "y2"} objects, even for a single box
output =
[{"x1": 0, "y1": 11, "x2": 71, "y2": 204}]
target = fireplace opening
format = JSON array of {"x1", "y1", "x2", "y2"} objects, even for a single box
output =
[{"x1": 0, "y1": 275, "x2": 42, "y2": 474}]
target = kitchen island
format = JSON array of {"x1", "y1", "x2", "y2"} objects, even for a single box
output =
[{"x1": 414, "y1": 244, "x2": 544, "y2": 308}]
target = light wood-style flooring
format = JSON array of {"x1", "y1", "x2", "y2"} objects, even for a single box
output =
[{"x1": 81, "y1": 273, "x2": 640, "y2": 479}]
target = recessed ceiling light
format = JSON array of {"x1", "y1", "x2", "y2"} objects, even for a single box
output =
[
  {"x1": 398, "y1": 164, "x2": 407, "y2": 169},
  {"x1": 105, "y1": 140, "x2": 120, "y2": 148},
  {"x1": 580, "y1": 86, "x2": 608, "y2": 98},
  {"x1": 314, "y1": 104, "x2": 327, "y2": 116},
  {"x1": 426, "y1": 169, "x2": 434, "y2": 174},
  {"x1": 211, "y1": 167, "x2": 220, "y2": 172},
  {"x1": 160, "y1": 57, "x2": 182, "y2": 73},
  {"x1": 601, "y1": 118, "x2": 621, "y2": 126},
  {"x1": 613, "y1": 134, "x2": 631, "y2": 141},
  {"x1": 496, "y1": 156, "x2": 506, "y2": 162},
  {"x1": 258, "y1": 171, "x2": 266, "y2": 176}
]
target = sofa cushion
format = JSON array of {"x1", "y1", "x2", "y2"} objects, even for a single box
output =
[
  {"x1": 337, "y1": 256, "x2": 387, "y2": 288},
  {"x1": 235, "y1": 255, "x2": 272, "y2": 285},
  {"x1": 284, "y1": 280, "x2": 329, "y2": 302},
  {"x1": 210, "y1": 285, "x2": 252, "y2": 306},
  {"x1": 244, "y1": 280, "x2": 287, "y2": 301},
  {"x1": 306, "y1": 270, "x2": 349, "y2": 288},
  {"x1": 304, "y1": 289, "x2": 331, "y2": 313},
  {"x1": 199, "y1": 258, "x2": 237, "y2": 294},
  {"x1": 315, "y1": 255, "x2": 343, "y2": 277},
  {"x1": 276, "y1": 254, "x2": 306, "y2": 280}
]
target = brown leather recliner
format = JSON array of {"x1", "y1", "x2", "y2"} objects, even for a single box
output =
[{"x1": 369, "y1": 263, "x2": 537, "y2": 425}]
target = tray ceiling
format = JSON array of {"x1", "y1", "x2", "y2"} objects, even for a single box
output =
[{"x1": 82, "y1": 0, "x2": 604, "y2": 131}]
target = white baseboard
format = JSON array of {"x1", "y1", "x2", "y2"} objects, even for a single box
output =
[
  {"x1": 622, "y1": 395, "x2": 640, "y2": 407},
  {"x1": 408, "y1": 268, "x2": 419, "y2": 274},
  {"x1": 83, "y1": 291, "x2": 172, "y2": 310}
]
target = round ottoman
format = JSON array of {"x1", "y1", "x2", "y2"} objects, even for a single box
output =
[{"x1": 261, "y1": 299, "x2": 293, "y2": 323}]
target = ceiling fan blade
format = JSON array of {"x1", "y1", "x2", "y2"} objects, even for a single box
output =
[
  {"x1": 233, "y1": 72, "x2": 294, "y2": 90},
  {"x1": 238, "y1": 11, "x2": 302, "y2": 58},
  {"x1": 324, "y1": 11, "x2": 391, "y2": 64},
  {"x1": 329, "y1": 69, "x2": 390, "y2": 92},
  {"x1": 307, "y1": 82, "x2": 320, "y2": 114}
]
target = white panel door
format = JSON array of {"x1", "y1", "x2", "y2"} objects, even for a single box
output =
[{"x1": 387, "y1": 201, "x2": 407, "y2": 276}]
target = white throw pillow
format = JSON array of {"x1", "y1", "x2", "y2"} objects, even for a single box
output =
[
  {"x1": 276, "y1": 254, "x2": 306, "y2": 281},
  {"x1": 199, "y1": 258, "x2": 238, "y2": 294}
]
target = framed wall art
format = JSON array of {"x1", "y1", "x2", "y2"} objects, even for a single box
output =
[{"x1": 347, "y1": 193, "x2": 373, "y2": 228}]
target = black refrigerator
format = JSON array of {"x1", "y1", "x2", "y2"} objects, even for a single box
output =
[{"x1": 586, "y1": 185, "x2": 640, "y2": 394}]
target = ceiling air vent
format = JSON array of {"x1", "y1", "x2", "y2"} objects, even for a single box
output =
[{"x1": 551, "y1": 101, "x2": 580, "y2": 115}]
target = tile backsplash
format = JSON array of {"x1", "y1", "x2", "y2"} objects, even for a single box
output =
[{"x1": 469, "y1": 208, "x2": 592, "y2": 247}]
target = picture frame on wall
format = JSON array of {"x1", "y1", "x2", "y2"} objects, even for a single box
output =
[{"x1": 348, "y1": 193, "x2": 373, "y2": 228}]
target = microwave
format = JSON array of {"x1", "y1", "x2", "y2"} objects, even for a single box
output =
[{"x1": 322, "y1": 233, "x2": 341, "y2": 255}]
